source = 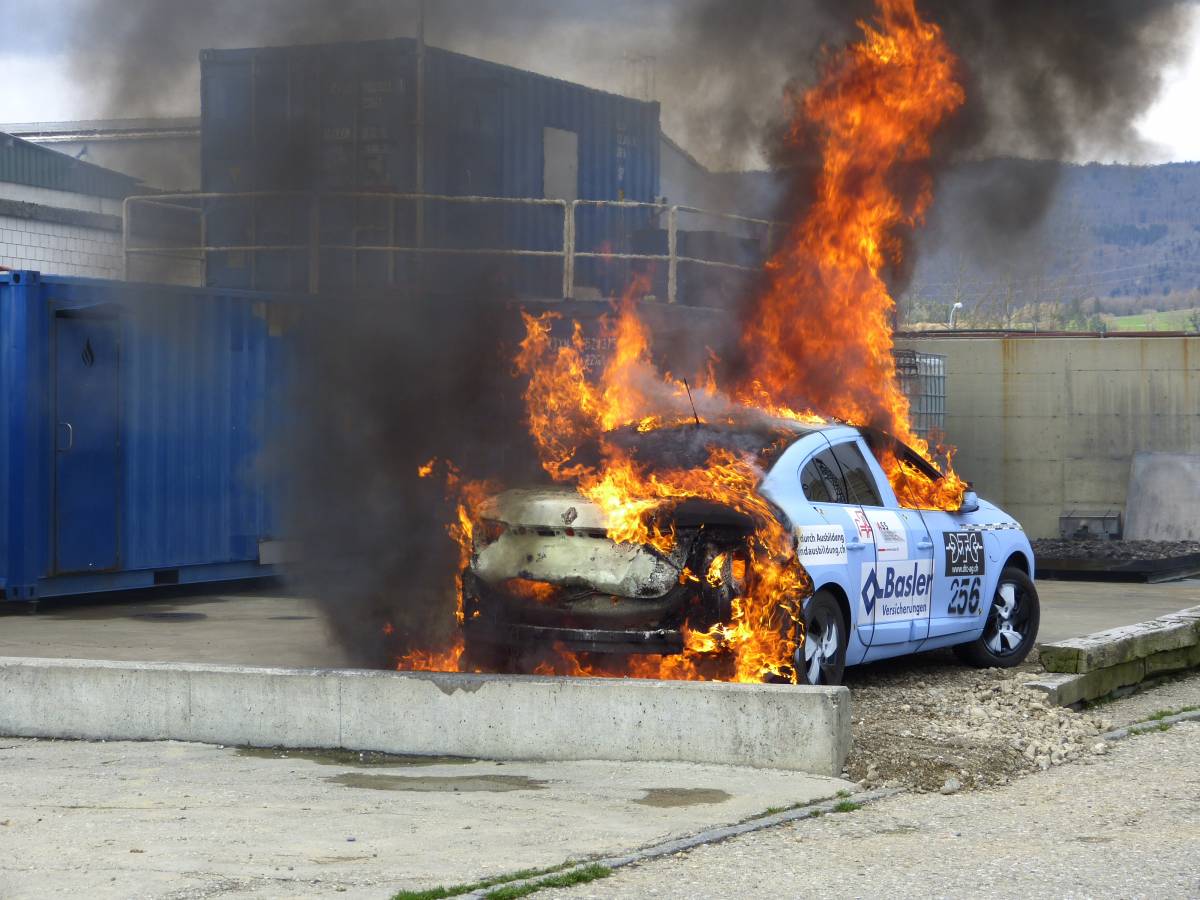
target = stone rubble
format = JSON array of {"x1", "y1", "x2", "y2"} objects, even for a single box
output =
[{"x1": 844, "y1": 655, "x2": 1108, "y2": 792}]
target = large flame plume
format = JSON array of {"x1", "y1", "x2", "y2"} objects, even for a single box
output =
[
  {"x1": 397, "y1": 0, "x2": 968, "y2": 680},
  {"x1": 739, "y1": 0, "x2": 967, "y2": 509}
]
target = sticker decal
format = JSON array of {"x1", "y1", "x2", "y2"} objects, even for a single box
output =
[
  {"x1": 864, "y1": 511, "x2": 907, "y2": 561},
  {"x1": 851, "y1": 508, "x2": 874, "y2": 542},
  {"x1": 947, "y1": 576, "x2": 983, "y2": 615},
  {"x1": 860, "y1": 560, "x2": 933, "y2": 621},
  {"x1": 943, "y1": 531, "x2": 985, "y2": 577},
  {"x1": 796, "y1": 525, "x2": 848, "y2": 565}
]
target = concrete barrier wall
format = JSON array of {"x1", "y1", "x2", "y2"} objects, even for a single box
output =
[
  {"x1": 0, "y1": 657, "x2": 852, "y2": 776},
  {"x1": 1028, "y1": 605, "x2": 1200, "y2": 705},
  {"x1": 895, "y1": 335, "x2": 1200, "y2": 538}
]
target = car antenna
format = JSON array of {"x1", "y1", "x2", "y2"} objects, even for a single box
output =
[{"x1": 683, "y1": 378, "x2": 701, "y2": 427}]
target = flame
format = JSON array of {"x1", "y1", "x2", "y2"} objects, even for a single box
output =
[
  {"x1": 737, "y1": 0, "x2": 966, "y2": 509},
  {"x1": 397, "y1": 0, "x2": 970, "y2": 680},
  {"x1": 393, "y1": 463, "x2": 497, "y2": 673},
  {"x1": 501, "y1": 578, "x2": 560, "y2": 603},
  {"x1": 514, "y1": 286, "x2": 813, "y2": 683}
]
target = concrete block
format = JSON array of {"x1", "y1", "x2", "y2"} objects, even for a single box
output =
[
  {"x1": 1022, "y1": 673, "x2": 1080, "y2": 707},
  {"x1": 1040, "y1": 617, "x2": 1198, "y2": 674},
  {"x1": 1125, "y1": 452, "x2": 1200, "y2": 542},
  {"x1": 1025, "y1": 658, "x2": 1146, "y2": 706},
  {"x1": 0, "y1": 658, "x2": 851, "y2": 777},
  {"x1": 1143, "y1": 642, "x2": 1200, "y2": 678}
]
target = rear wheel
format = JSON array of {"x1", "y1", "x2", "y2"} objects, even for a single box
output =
[
  {"x1": 797, "y1": 591, "x2": 847, "y2": 686},
  {"x1": 953, "y1": 567, "x2": 1040, "y2": 668}
]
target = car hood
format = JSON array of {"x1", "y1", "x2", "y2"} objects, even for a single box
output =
[{"x1": 473, "y1": 488, "x2": 684, "y2": 599}]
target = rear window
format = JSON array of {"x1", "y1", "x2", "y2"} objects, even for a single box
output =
[{"x1": 800, "y1": 449, "x2": 850, "y2": 504}]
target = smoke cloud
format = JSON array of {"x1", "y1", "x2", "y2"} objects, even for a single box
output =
[
  {"x1": 679, "y1": 0, "x2": 1193, "y2": 257},
  {"x1": 52, "y1": 0, "x2": 1193, "y2": 663}
]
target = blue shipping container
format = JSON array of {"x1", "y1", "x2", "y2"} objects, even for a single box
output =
[
  {"x1": 0, "y1": 270, "x2": 282, "y2": 602},
  {"x1": 200, "y1": 38, "x2": 661, "y2": 296}
]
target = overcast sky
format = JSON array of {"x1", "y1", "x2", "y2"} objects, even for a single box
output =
[{"x1": 1, "y1": 0, "x2": 1198, "y2": 166}]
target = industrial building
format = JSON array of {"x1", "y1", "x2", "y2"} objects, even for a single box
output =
[
  {"x1": 2, "y1": 36, "x2": 1198, "y2": 604},
  {"x1": 0, "y1": 132, "x2": 140, "y2": 279}
]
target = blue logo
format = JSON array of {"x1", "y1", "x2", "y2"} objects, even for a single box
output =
[
  {"x1": 861, "y1": 562, "x2": 933, "y2": 618},
  {"x1": 861, "y1": 569, "x2": 879, "y2": 615}
]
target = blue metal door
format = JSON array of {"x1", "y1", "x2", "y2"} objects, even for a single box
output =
[{"x1": 55, "y1": 314, "x2": 120, "y2": 573}]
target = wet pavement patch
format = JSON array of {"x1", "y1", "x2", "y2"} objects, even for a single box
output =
[
  {"x1": 634, "y1": 788, "x2": 732, "y2": 808},
  {"x1": 236, "y1": 747, "x2": 478, "y2": 767},
  {"x1": 326, "y1": 773, "x2": 548, "y2": 792}
]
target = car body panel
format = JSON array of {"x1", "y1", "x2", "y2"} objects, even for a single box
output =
[{"x1": 466, "y1": 422, "x2": 1037, "y2": 672}]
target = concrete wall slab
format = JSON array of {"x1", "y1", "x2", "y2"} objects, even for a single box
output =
[{"x1": 0, "y1": 657, "x2": 852, "y2": 777}]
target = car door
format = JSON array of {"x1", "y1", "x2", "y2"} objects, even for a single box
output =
[
  {"x1": 792, "y1": 442, "x2": 874, "y2": 664},
  {"x1": 921, "y1": 509, "x2": 990, "y2": 641},
  {"x1": 826, "y1": 437, "x2": 936, "y2": 658}
]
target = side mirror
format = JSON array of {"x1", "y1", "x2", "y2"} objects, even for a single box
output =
[{"x1": 958, "y1": 490, "x2": 980, "y2": 514}]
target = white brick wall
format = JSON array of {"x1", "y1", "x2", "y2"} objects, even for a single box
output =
[
  {"x1": 0, "y1": 215, "x2": 123, "y2": 279},
  {"x1": 0, "y1": 182, "x2": 124, "y2": 216}
]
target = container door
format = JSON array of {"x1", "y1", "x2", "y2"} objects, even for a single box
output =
[
  {"x1": 54, "y1": 314, "x2": 120, "y2": 574},
  {"x1": 543, "y1": 127, "x2": 579, "y2": 201}
]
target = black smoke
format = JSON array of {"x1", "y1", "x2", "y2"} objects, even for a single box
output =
[
  {"x1": 54, "y1": 0, "x2": 1193, "y2": 664},
  {"x1": 680, "y1": 0, "x2": 1192, "y2": 258}
]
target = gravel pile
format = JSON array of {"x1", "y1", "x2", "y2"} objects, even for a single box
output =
[
  {"x1": 1033, "y1": 539, "x2": 1200, "y2": 561},
  {"x1": 845, "y1": 653, "x2": 1109, "y2": 793}
]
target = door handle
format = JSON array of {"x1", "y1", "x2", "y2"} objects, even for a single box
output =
[
  {"x1": 57, "y1": 422, "x2": 74, "y2": 452},
  {"x1": 847, "y1": 540, "x2": 868, "y2": 552},
  {"x1": 917, "y1": 538, "x2": 934, "y2": 551}
]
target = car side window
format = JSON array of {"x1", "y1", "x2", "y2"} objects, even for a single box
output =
[
  {"x1": 830, "y1": 441, "x2": 885, "y2": 507},
  {"x1": 799, "y1": 449, "x2": 850, "y2": 504}
]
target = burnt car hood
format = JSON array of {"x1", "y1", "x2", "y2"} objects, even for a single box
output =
[{"x1": 473, "y1": 488, "x2": 684, "y2": 599}]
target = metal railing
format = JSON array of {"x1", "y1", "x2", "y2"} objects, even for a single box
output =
[{"x1": 123, "y1": 191, "x2": 784, "y2": 303}]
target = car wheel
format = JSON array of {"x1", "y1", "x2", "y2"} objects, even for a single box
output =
[
  {"x1": 797, "y1": 590, "x2": 847, "y2": 686},
  {"x1": 953, "y1": 566, "x2": 1040, "y2": 668}
]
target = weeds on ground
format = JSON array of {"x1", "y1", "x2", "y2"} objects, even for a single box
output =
[
  {"x1": 483, "y1": 864, "x2": 611, "y2": 899},
  {"x1": 832, "y1": 800, "x2": 862, "y2": 813},
  {"x1": 392, "y1": 862, "x2": 578, "y2": 900},
  {"x1": 1147, "y1": 705, "x2": 1199, "y2": 721}
]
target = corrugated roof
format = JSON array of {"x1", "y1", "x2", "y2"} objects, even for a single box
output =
[
  {"x1": 1, "y1": 117, "x2": 200, "y2": 140},
  {"x1": 0, "y1": 131, "x2": 142, "y2": 199}
]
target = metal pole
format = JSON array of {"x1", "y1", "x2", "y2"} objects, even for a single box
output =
[
  {"x1": 308, "y1": 195, "x2": 320, "y2": 295},
  {"x1": 415, "y1": 0, "x2": 426, "y2": 296},
  {"x1": 561, "y1": 200, "x2": 574, "y2": 299},
  {"x1": 121, "y1": 197, "x2": 130, "y2": 281},
  {"x1": 667, "y1": 205, "x2": 678, "y2": 304},
  {"x1": 199, "y1": 202, "x2": 207, "y2": 287}
]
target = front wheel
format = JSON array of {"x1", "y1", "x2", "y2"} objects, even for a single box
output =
[
  {"x1": 796, "y1": 590, "x2": 847, "y2": 686},
  {"x1": 953, "y1": 567, "x2": 1040, "y2": 668}
]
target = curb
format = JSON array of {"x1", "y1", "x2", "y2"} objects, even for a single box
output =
[
  {"x1": 0, "y1": 656, "x2": 851, "y2": 776},
  {"x1": 1101, "y1": 709, "x2": 1200, "y2": 741},
  {"x1": 1029, "y1": 605, "x2": 1200, "y2": 706}
]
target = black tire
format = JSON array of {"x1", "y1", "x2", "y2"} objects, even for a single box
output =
[
  {"x1": 796, "y1": 590, "x2": 848, "y2": 686},
  {"x1": 953, "y1": 567, "x2": 1040, "y2": 668}
]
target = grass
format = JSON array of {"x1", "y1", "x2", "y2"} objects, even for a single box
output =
[
  {"x1": 1147, "y1": 704, "x2": 1199, "y2": 721},
  {"x1": 392, "y1": 862, "x2": 579, "y2": 900},
  {"x1": 836, "y1": 789, "x2": 853, "y2": 799},
  {"x1": 832, "y1": 800, "x2": 862, "y2": 813},
  {"x1": 1102, "y1": 307, "x2": 1200, "y2": 332},
  {"x1": 483, "y1": 865, "x2": 611, "y2": 899}
]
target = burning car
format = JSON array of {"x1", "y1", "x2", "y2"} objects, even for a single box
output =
[{"x1": 460, "y1": 418, "x2": 1039, "y2": 685}]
